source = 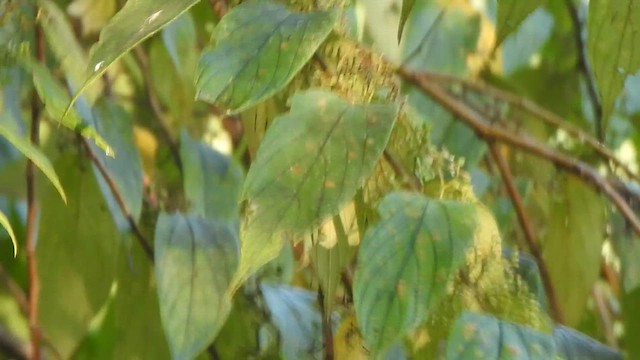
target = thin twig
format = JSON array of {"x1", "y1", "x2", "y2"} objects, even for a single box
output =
[
  {"x1": 383, "y1": 150, "x2": 421, "y2": 191},
  {"x1": 318, "y1": 288, "x2": 334, "y2": 360},
  {"x1": 421, "y1": 72, "x2": 640, "y2": 185},
  {"x1": 564, "y1": 0, "x2": 603, "y2": 141},
  {"x1": 25, "y1": 21, "x2": 45, "y2": 360},
  {"x1": 398, "y1": 67, "x2": 640, "y2": 237},
  {"x1": 132, "y1": 47, "x2": 182, "y2": 171},
  {"x1": 81, "y1": 140, "x2": 154, "y2": 261},
  {"x1": 0, "y1": 265, "x2": 28, "y2": 316},
  {"x1": 592, "y1": 284, "x2": 618, "y2": 348},
  {"x1": 0, "y1": 325, "x2": 27, "y2": 360},
  {"x1": 487, "y1": 142, "x2": 564, "y2": 324}
]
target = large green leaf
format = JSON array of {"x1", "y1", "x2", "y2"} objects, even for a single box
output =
[
  {"x1": 0, "y1": 123, "x2": 66, "y2": 203},
  {"x1": 541, "y1": 177, "x2": 605, "y2": 325},
  {"x1": 155, "y1": 213, "x2": 239, "y2": 360},
  {"x1": 0, "y1": 210, "x2": 17, "y2": 257},
  {"x1": 195, "y1": 2, "x2": 338, "y2": 112},
  {"x1": 446, "y1": 312, "x2": 556, "y2": 359},
  {"x1": 496, "y1": 0, "x2": 546, "y2": 45},
  {"x1": 180, "y1": 131, "x2": 243, "y2": 222},
  {"x1": 587, "y1": 0, "x2": 640, "y2": 125},
  {"x1": 67, "y1": 0, "x2": 200, "y2": 111},
  {"x1": 354, "y1": 192, "x2": 477, "y2": 356},
  {"x1": 38, "y1": 153, "x2": 120, "y2": 358},
  {"x1": 553, "y1": 325, "x2": 622, "y2": 360}
]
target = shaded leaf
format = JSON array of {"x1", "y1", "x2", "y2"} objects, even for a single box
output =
[
  {"x1": 0, "y1": 123, "x2": 66, "y2": 203},
  {"x1": 155, "y1": 213, "x2": 239, "y2": 360},
  {"x1": 67, "y1": 0, "x2": 116, "y2": 35},
  {"x1": 623, "y1": 287, "x2": 640, "y2": 359},
  {"x1": 496, "y1": 0, "x2": 546, "y2": 46},
  {"x1": 446, "y1": 312, "x2": 556, "y2": 359},
  {"x1": 587, "y1": 0, "x2": 640, "y2": 125},
  {"x1": 68, "y1": 0, "x2": 200, "y2": 111},
  {"x1": 161, "y1": 12, "x2": 197, "y2": 81},
  {"x1": 502, "y1": 248, "x2": 546, "y2": 310},
  {"x1": 354, "y1": 192, "x2": 477, "y2": 355},
  {"x1": 501, "y1": 8, "x2": 554, "y2": 76},
  {"x1": 180, "y1": 131, "x2": 243, "y2": 222},
  {"x1": 397, "y1": 0, "x2": 416, "y2": 42},
  {"x1": 38, "y1": 154, "x2": 119, "y2": 358},
  {"x1": 196, "y1": 2, "x2": 338, "y2": 112},
  {"x1": 261, "y1": 284, "x2": 324, "y2": 360},
  {"x1": 553, "y1": 325, "x2": 622, "y2": 360},
  {"x1": 0, "y1": 210, "x2": 17, "y2": 257}
]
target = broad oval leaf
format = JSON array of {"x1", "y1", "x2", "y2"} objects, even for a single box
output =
[
  {"x1": 587, "y1": 0, "x2": 640, "y2": 125},
  {"x1": 496, "y1": 0, "x2": 546, "y2": 45},
  {"x1": 354, "y1": 192, "x2": 477, "y2": 356},
  {"x1": 553, "y1": 325, "x2": 622, "y2": 360},
  {"x1": 243, "y1": 89, "x2": 397, "y2": 231},
  {"x1": 0, "y1": 123, "x2": 66, "y2": 203},
  {"x1": 155, "y1": 213, "x2": 239, "y2": 360},
  {"x1": 446, "y1": 312, "x2": 556, "y2": 359},
  {"x1": 0, "y1": 210, "x2": 17, "y2": 257},
  {"x1": 67, "y1": 0, "x2": 200, "y2": 112},
  {"x1": 195, "y1": 2, "x2": 338, "y2": 112}
]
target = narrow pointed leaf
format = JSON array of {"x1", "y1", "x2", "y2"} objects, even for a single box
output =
[
  {"x1": 446, "y1": 312, "x2": 556, "y2": 359},
  {"x1": 496, "y1": 0, "x2": 546, "y2": 45},
  {"x1": 67, "y1": 0, "x2": 200, "y2": 112},
  {"x1": 0, "y1": 123, "x2": 66, "y2": 203},
  {"x1": 587, "y1": 0, "x2": 640, "y2": 125},
  {"x1": 155, "y1": 213, "x2": 239, "y2": 360},
  {"x1": 354, "y1": 192, "x2": 477, "y2": 355},
  {"x1": 397, "y1": 0, "x2": 416, "y2": 42},
  {"x1": 0, "y1": 210, "x2": 17, "y2": 257},
  {"x1": 196, "y1": 2, "x2": 338, "y2": 112}
]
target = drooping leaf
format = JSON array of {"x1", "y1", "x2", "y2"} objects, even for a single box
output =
[
  {"x1": 0, "y1": 210, "x2": 17, "y2": 257},
  {"x1": 587, "y1": 0, "x2": 640, "y2": 126},
  {"x1": 25, "y1": 60, "x2": 111, "y2": 154},
  {"x1": 354, "y1": 192, "x2": 477, "y2": 355},
  {"x1": 446, "y1": 312, "x2": 556, "y2": 359},
  {"x1": 38, "y1": 153, "x2": 120, "y2": 358},
  {"x1": 261, "y1": 284, "x2": 324, "y2": 360},
  {"x1": 180, "y1": 130, "x2": 243, "y2": 222},
  {"x1": 161, "y1": 12, "x2": 197, "y2": 81},
  {"x1": 68, "y1": 0, "x2": 200, "y2": 111},
  {"x1": 155, "y1": 213, "x2": 239, "y2": 360},
  {"x1": 553, "y1": 325, "x2": 622, "y2": 360},
  {"x1": 496, "y1": 0, "x2": 546, "y2": 46},
  {"x1": 195, "y1": 2, "x2": 338, "y2": 112},
  {"x1": 397, "y1": 0, "x2": 416, "y2": 42},
  {"x1": 541, "y1": 177, "x2": 605, "y2": 325},
  {"x1": 0, "y1": 123, "x2": 66, "y2": 203}
]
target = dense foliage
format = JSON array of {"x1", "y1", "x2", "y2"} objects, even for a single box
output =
[{"x1": 0, "y1": 0, "x2": 639, "y2": 359}]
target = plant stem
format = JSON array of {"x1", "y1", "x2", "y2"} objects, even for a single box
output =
[{"x1": 318, "y1": 289, "x2": 334, "y2": 360}]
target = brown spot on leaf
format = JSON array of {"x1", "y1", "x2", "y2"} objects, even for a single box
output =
[
  {"x1": 324, "y1": 180, "x2": 336, "y2": 188},
  {"x1": 290, "y1": 165, "x2": 304, "y2": 175}
]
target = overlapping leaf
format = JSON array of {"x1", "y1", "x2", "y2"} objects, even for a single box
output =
[
  {"x1": 496, "y1": 0, "x2": 546, "y2": 45},
  {"x1": 553, "y1": 325, "x2": 622, "y2": 360},
  {"x1": 446, "y1": 312, "x2": 556, "y2": 359},
  {"x1": 354, "y1": 192, "x2": 477, "y2": 355},
  {"x1": 195, "y1": 2, "x2": 338, "y2": 112},
  {"x1": 67, "y1": 0, "x2": 200, "y2": 111},
  {"x1": 155, "y1": 213, "x2": 239, "y2": 360},
  {"x1": 397, "y1": 0, "x2": 416, "y2": 42},
  {"x1": 0, "y1": 210, "x2": 17, "y2": 257}
]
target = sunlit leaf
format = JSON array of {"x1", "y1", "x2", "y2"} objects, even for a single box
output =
[
  {"x1": 0, "y1": 210, "x2": 17, "y2": 257},
  {"x1": 446, "y1": 312, "x2": 556, "y2": 359},
  {"x1": 496, "y1": 0, "x2": 546, "y2": 46},
  {"x1": 67, "y1": 0, "x2": 200, "y2": 112},
  {"x1": 587, "y1": 0, "x2": 640, "y2": 125},
  {"x1": 397, "y1": 0, "x2": 416, "y2": 42},
  {"x1": 38, "y1": 154, "x2": 119, "y2": 358},
  {"x1": 67, "y1": 0, "x2": 116, "y2": 35},
  {"x1": 196, "y1": 2, "x2": 338, "y2": 112},
  {"x1": 553, "y1": 325, "x2": 622, "y2": 360},
  {"x1": 261, "y1": 284, "x2": 324, "y2": 360},
  {"x1": 354, "y1": 192, "x2": 477, "y2": 355},
  {"x1": 155, "y1": 213, "x2": 239, "y2": 360},
  {"x1": 180, "y1": 130, "x2": 243, "y2": 222},
  {"x1": 0, "y1": 123, "x2": 66, "y2": 203}
]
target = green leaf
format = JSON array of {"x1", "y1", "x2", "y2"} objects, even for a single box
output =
[
  {"x1": 587, "y1": 0, "x2": 640, "y2": 126},
  {"x1": 195, "y1": 2, "x2": 338, "y2": 112},
  {"x1": 623, "y1": 287, "x2": 640, "y2": 359},
  {"x1": 553, "y1": 325, "x2": 622, "y2": 360},
  {"x1": 446, "y1": 312, "x2": 556, "y2": 359},
  {"x1": 354, "y1": 192, "x2": 477, "y2": 356},
  {"x1": 180, "y1": 130, "x2": 244, "y2": 221},
  {"x1": 67, "y1": 0, "x2": 200, "y2": 112},
  {"x1": 496, "y1": 0, "x2": 546, "y2": 46},
  {"x1": 541, "y1": 177, "x2": 605, "y2": 325},
  {"x1": 261, "y1": 284, "x2": 324, "y2": 360},
  {"x1": 0, "y1": 123, "x2": 66, "y2": 203},
  {"x1": 0, "y1": 210, "x2": 17, "y2": 257},
  {"x1": 38, "y1": 153, "x2": 120, "y2": 358},
  {"x1": 25, "y1": 60, "x2": 112, "y2": 154},
  {"x1": 155, "y1": 213, "x2": 239, "y2": 360},
  {"x1": 397, "y1": 0, "x2": 416, "y2": 42},
  {"x1": 161, "y1": 12, "x2": 197, "y2": 81}
]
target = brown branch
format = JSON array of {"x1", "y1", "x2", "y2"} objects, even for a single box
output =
[
  {"x1": 397, "y1": 67, "x2": 640, "y2": 237},
  {"x1": 487, "y1": 142, "x2": 564, "y2": 324},
  {"x1": 421, "y1": 72, "x2": 640, "y2": 186},
  {"x1": 81, "y1": 140, "x2": 154, "y2": 261},
  {"x1": 208, "y1": 0, "x2": 229, "y2": 19},
  {"x1": 318, "y1": 288, "x2": 334, "y2": 360},
  {"x1": 383, "y1": 150, "x2": 421, "y2": 192},
  {"x1": 564, "y1": 0, "x2": 603, "y2": 141}
]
